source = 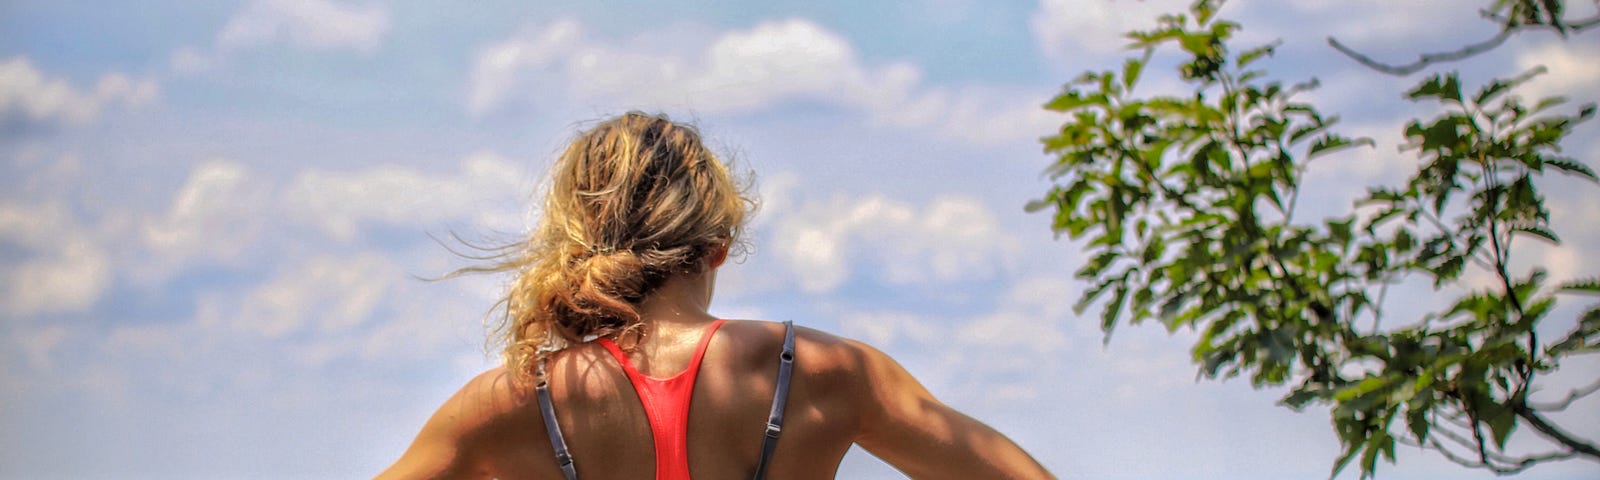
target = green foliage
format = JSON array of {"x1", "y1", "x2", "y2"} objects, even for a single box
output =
[{"x1": 1032, "y1": 0, "x2": 1599, "y2": 477}]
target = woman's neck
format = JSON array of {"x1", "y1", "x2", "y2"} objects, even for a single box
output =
[{"x1": 636, "y1": 267, "x2": 718, "y2": 327}]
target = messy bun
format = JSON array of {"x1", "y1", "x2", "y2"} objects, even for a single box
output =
[{"x1": 480, "y1": 112, "x2": 753, "y2": 379}]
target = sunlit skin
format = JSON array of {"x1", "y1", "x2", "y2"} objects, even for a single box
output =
[{"x1": 376, "y1": 246, "x2": 1056, "y2": 479}]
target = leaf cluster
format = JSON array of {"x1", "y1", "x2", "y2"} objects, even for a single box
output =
[{"x1": 1031, "y1": 0, "x2": 1600, "y2": 477}]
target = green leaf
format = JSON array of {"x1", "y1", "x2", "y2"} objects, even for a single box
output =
[
  {"x1": 1045, "y1": 90, "x2": 1104, "y2": 112},
  {"x1": 1307, "y1": 134, "x2": 1375, "y2": 160},
  {"x1": 1360, "y1": 433, "x2": 1383, "y2": 475},
  {"x1": 1355, "y1": 428, "x2": 1396, "y2": 476},
  {"x1": 1122, "y1": 55, "x2": 1147, "y2": 91},
  {"x1": 1473, "y1": 79, "x2": 1515, "y2": 106},
  {"x1": 1282, "y1": 388, "x2": 1322, "y2": 410},
  {"x1": 1475, "y1": 66, "x2": 1548, "y2": 106},
  {"x1": 1486, "y1": 406, "x2": 1516, "y2": 449},
  {"x1": 1523, "y1": 297, "x2": 1556, "y2": 326},
  {"x1": 1077, "y1": 250, "x2": 1122, "y2": 279},
  {"x1": 1406, "y1": 402, "x2": 1431, "y2": 442},
  {"x1": 1237, "y1": 40, "x2": 1281, "y2": 68},
  {"x1": 1408, "y1": 73, "x2": 1463, "y2": 104},
  {"x1": 1023, "y1": 197, "x2": 1053, "y2": 213},
  {"x1": 1329, "y1": 440, "x2": 1361, "y2": 480},
  {"x1": 1511, "y1": 225, "x2": 1560, "y2": 245},
  {"x1": 1102, "y1": 283, "x2": 1131, "y2": 341},
  {"x1": 1559, "y1": 279, "x2": 1600, "y2": 295},
  {"x1": 1548, "y1": 306, "x2": 1600, "y2": 354},
  {"x1": 1192, "y1": 0, "x2": 1219, "y2": 24},
  {"x1": 1545, "y1": 158, "x2": 1599, "y2": 182},
  {"x1": 1335, "y1": 375, "x2": 1395, "y2": 402}
]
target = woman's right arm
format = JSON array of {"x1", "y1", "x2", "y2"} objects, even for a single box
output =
[{"x1": 847, "y1": 341, "x2": 1056, "y2": 479}]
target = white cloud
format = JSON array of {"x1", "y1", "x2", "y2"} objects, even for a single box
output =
[
  {"x1": 1517, "y1": 41, "x2": 1600, "y2": 104},
  {"x1": 831, "y1": 275, "x2": 1078, "y2": 406},
  {"x1": 1030, "y1": 0, "x2": 1189, "y2": 60},
  {"x1": 694, "y1": 19, "x2": 915, "y2": 113},
  {"x1": 468, "y1": 18, "x2": 1057, "y2": 144},
  {"x1": 218, "y1": 0, "x2": 389, "y2": 53},
  {"x1": 1281, "y1": 0, "x2": 1476, "y2": 47},
  {"x1": 840, "y1": 310, "x2": 941, "y2": 348},
  {"x1": 205, "y1": 252, "x2": 397, "y2": 341},
  {"x1": 232, "y1": 252, "x2": 484, "y2": 369},
  {"x1": 770, "y1": 193, "x2": 1020, "y2": 293},
  {"x1": 1028, "y1": 0, "x2": 1482, "y2": 70},
  {"x1": 283, "y1": 151, "x2": 526, "y2": 241},
  {"x1": 0, "y1": 56, "x2": 158, "y2": 126},
  {"x1": 167, "y1": 46, "x2": 214, "y2": 75},
  {"x1": 955, "y1": 276, "x2": 1076, "y2": 357},
  {"x1": 130, "y1": 152, "x2": 525, "y2": 289},
  {"x1": 466, "y1": 19, "x2": 584, "y2": 116},
  {"x1": 468, "y1": 18, "x2": 918, "y2": 116},
  {"x1": 143, "y1": 159, "x2": 272, "y2": 270},
  {"x1": 18, "y1": 325, "x2": 70, "y2": 372},
  {"x1": 0, "y1": 202, "x2": 111, "y2": 316},
  {"x1": 170, "y1": 0, "x2": 390, "y2": 74}
]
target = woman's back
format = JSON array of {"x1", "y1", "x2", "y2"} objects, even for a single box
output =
[
  {"x1": 543, "y1": 319, "x2": 858, "y2": 479},
  {"x1": 376, "y1": 113, "x2": 1052, "y2": 479},
  {"x1": 386, "y1": 320, "x2": 873, "y2": 479}
]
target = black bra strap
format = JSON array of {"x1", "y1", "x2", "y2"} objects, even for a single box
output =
[
  {"x1": 536, "y1": 361, "x2": 578, "y2": 480},
  {"x1": 752, "y1": 320, "x2": 796, "y2": 480}
]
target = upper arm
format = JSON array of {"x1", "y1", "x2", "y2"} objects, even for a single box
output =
[
  {"x1": 847, "y1": 341, "x2": 1055, "y2": 480},
  {"x1": 375, "y1": 409, "x2": 468, "y2": 480},
  {"x1": 375, "y1": 371, "x2": 511, "y2": 480}
]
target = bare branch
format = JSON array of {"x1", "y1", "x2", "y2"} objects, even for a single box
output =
[
  {"x1": 1514, "y1": 403, "x2": 1600, "y2": 458},
  {"x1": 1432, "y1": 417, "x2": 1490, "y2": 451},
  {"x1": 1328, "y1": 13, "x2": 1600, "y2": 75},
  {"x1": 1406, "y1": 436, "x2": 1579, "y2": 474},
  {"x1": 1406, "y1": 407, "x2": 1583, "y2": 474},
  {"x1": 1528, "y1": 377, "x2": 1600, "y2": 411}
]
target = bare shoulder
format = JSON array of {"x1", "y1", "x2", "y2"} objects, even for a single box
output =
[
  {"x1": 424, "y1": 366, "x2": 536, "y2": 447},
  {"x1": 455, "y1": 366, "x2": 535, "y2": 419},
  {"x1": 375, "y1": 367, "x2": 534, "y2": 480},
  {"x1": 719, "y1": 319, "x2": 876, "y2": 368},
  {"x1": 717, "y1": 319, "x2": 903, "y2": 404}
]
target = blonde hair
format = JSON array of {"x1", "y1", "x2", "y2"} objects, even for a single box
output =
[{"x1": 475, "y1": 112, "x2": 753, "y2": 378}]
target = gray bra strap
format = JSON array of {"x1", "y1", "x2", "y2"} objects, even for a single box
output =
[
  {"x1": 535, "y1": 361, "x2": 578, "y2": 480},
  {"x1": 752, "y1": 320, "x2": 796, "y2": 480}
]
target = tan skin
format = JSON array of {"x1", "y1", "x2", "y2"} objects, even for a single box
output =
[{"x1": 377, "y1": 248, "x2": 1055, "y2": 479}]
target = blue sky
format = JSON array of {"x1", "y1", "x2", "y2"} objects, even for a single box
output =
[{"x1": 2, "y1": 1, "x2": 1598, "y2": 479}]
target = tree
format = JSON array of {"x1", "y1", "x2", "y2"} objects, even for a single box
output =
[{"x1": 1029, "y1": 0, "x2": 1599, "y2": 477}]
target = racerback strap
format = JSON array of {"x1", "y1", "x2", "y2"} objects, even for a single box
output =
[
  {"x1": 752, "y1": 320, "x2": 795, "y2": 480},
  {"x1": 535, "y1": 320, "x2": 796, "y2": 480}
]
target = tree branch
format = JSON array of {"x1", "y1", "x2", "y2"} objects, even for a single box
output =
[
  {"x1": 1513, "y1": 402, "x2": 1600, "y2": 458},
  {"x1": 1405, "y1": 436, "x2": 1578, "y2": 474},
  {"x1": 1370, "y1": 279, "x2": 1390, "y2": 333},
  {"x1": 1416, "y1": 207, "x2": 1497, "y2": 272},
  {"x1": 1408, "y1": 407, "x2": 1583, "y2": 473},
  {"x1": 1328, "y1": 13, "x2": 1600, "y2": 75}
]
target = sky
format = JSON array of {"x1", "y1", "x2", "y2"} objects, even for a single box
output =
[{"x1": 2, "y1": 0, "x2": 1598, "y2": 479}]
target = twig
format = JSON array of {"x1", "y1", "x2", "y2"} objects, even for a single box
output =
[
  {"x1": 1328, "y1": 14, "x2": 1600, "y2": 75},
  {"x1": 1407, "y1": 436, "x2": 1578, "y2": 474},
  {"x1": 1513, "y1": 403, "x2": 1600, "y2": 458}
]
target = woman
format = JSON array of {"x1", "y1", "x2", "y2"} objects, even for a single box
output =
[{"x1": 378, "y1": 112, "x2": 1054, "y2": 479}]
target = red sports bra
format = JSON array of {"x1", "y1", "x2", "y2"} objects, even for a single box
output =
[
  {"x1": 535, "y1": 320, "x2": 795, "y2": 480},
  {"x1": 596, "y1": 319, "x2": 725, "y2": 480}
]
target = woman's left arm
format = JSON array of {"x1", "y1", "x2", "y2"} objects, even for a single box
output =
[{"x1": 374, "y1": 371, "x2": 509, "y2": 480}]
